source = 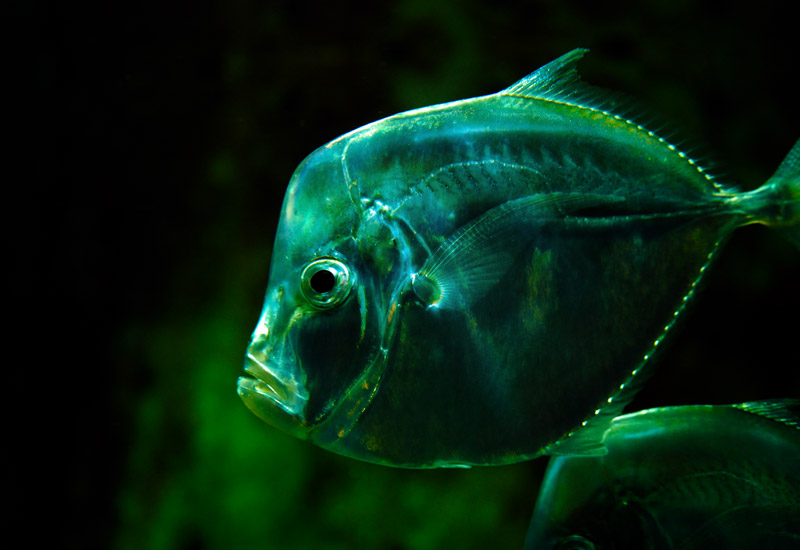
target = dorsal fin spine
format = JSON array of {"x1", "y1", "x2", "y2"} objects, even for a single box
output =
[{"x1": 500, "y1": 49, "x2": 721, "y2": 190}]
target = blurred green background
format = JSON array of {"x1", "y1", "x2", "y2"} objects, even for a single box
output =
[{"x1": 32, "y1": 0, "x2": 798, "y2": 548}]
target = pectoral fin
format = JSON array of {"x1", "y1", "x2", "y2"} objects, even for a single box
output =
[{"x1": 413, "y1": 192, "x2": 624, "y2": 309}]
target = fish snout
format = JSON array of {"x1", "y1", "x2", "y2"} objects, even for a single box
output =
[{"x1": 237, "y1": 327, "x2": 310, "y2": 437}]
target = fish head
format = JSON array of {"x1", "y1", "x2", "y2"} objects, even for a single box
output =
[
  {"x1": 525, "y1": 456, "x2": 606, "y2": 549},
  {"x1": 525, "y1": 455, "x2": 662, "y2": 550},
  {"x1": 237, "y1": 141, "x2": 398, "y2": 446}
]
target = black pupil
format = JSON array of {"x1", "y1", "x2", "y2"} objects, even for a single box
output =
[{"x1": 310, "y1": 269, "x2": 336, "y2": 294}]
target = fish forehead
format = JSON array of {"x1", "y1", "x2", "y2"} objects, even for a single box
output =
[{"x1": 271, "y1": 138, "x2": 359, "y2": 269}]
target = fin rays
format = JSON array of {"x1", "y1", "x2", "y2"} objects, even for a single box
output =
[
  {"x1": 501, "y1": 48, "x2": 724, "y2": 191},
  {"x1": 414, "y1": 192, "x2": 627, "y2": 310}
]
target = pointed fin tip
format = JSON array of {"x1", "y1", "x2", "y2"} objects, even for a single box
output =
[
  {"x1": 545, "y1": 385, "x2": 643, "y2": 457},
  {"x1": 500, "y1": 49, "x2": 724, "y2": 189},
  {"x1": 501, "y1": 48, "x2": 589, "y2": 99},
  {"x1": 546, "y1": 345, "x2": 658, "y2": 457}
]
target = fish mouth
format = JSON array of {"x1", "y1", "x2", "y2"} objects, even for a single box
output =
[
  {"x1": 242, "y1": 351, "x2": 297, "y2": 407},
  {"x1": 237, "y1": 350, "x2": 309, "y2": 438}
]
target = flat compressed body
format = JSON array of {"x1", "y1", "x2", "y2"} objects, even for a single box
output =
[
  {"x1": 525, "y1": 402, "x2": 800, "y2": 549},
  {"x1": 327, "y1": 214, "x2": 731, "y2": 464},
  {"x1": 314, "y1": 75, "x2": 736, "y2": 465},
  {"x1": 237, "y1": 49, "x2": 800, "y2": 468}
]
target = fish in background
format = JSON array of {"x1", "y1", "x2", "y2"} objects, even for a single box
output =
[
  {"x1": 524, "y1": 400, "x2": 800, "y2": 549},
  {"x1": 237, "y1": 48, "x2": 800, "y2": 467}
]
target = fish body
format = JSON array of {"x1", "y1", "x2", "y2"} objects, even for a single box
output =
[
  {"x1": 237, "y1": 49, "x2": 800, "y2": 467},
  {"x1": 524, "y1": 400, "x2": 800, "y2": 549}
]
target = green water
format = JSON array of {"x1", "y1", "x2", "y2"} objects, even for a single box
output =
[{"x1": 44, "y1": 0, "x2": 798, "y2": 548}]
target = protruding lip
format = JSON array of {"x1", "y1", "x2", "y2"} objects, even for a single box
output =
[
  {"x1": 237, "y1": 379, "x2": 307, "y2": 442},
  {"x1": 238, "y1": 351, "x2": 307, "y2": 415},
  {"x1": 237, "y1": 352, "x2": 310, "y2": 439},
  {"x1": 242, "y1": 352, "x2": 294, "y2": 406},
  {"x1": 237, "y1": 338, "x2": 308, "y2": 439}
]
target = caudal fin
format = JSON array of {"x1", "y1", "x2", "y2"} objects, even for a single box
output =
[
  {"x1": 735, "y1": 139, "x2": 800, "y2": 248},
  {"x1": 768, "y1": 138, "x2": 800, "y2": 248}
]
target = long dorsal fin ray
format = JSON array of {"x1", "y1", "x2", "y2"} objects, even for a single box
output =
[
  {"x1": 501, "y1": 48, "x2": 590, "y2": 101},
  {"x1": 500, "y1": 48, "x2": 628, "y2": 114},
  {"x1": 500, "y1": 48, "x2": 651, "y2": 137},
  {"x1": 499, "y1": 49, "x2": 724, "y2": 192}
]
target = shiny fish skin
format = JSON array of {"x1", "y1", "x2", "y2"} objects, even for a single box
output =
[
  {"x1": 525, "y1": 401, "x2": 800, "y2": 549},
  {"x1": 237, "y1": 49, "x2": 800, "y2": 468}
]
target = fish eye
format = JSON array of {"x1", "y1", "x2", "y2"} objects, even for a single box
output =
[
  {"x1": 300, "y1": 257, "x2": 353, "y2": 309},
  {"x1": 310, "y1": 269, "x2": 336, "y2": 293}
]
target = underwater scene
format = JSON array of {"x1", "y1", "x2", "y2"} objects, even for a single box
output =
[{"x1": 50, "y1": 1, "x2": 799, "y2": 548}]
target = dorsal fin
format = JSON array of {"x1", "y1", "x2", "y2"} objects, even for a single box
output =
[
  {"x1": 734, "y1": 399, "x2": 800, "y2": 431},
  {"x1": 501, "y1": 48, "x2": 590, "y2": 101},
  {"x1": 500, "y1": 49, "x2": 725, "y2": 192},
  {"x1": 500, "y1": 48, "x2": 642, "y2": 128},
  {"x1": 499, "y1": 49, "x2": 651, "y2": 146}
]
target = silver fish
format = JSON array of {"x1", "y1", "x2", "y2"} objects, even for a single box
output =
[
  {"x1": 525, "y1": 400, "x2": 800, "y2": 549},
  {"x1": 237, "y1": 48, "x2": 800, "y2": 467}
]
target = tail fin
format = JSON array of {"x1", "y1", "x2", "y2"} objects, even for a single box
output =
[
  {"x1": 767, "y1": 138, "x2": 800, "y2": 248},
  {"x1": 731, "y1": 139, "x2": 800, "y2": 248}
]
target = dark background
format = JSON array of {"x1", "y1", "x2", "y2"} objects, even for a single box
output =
[{"x1": 22, "y1": 1, "x2": 798, "y2": 548}]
